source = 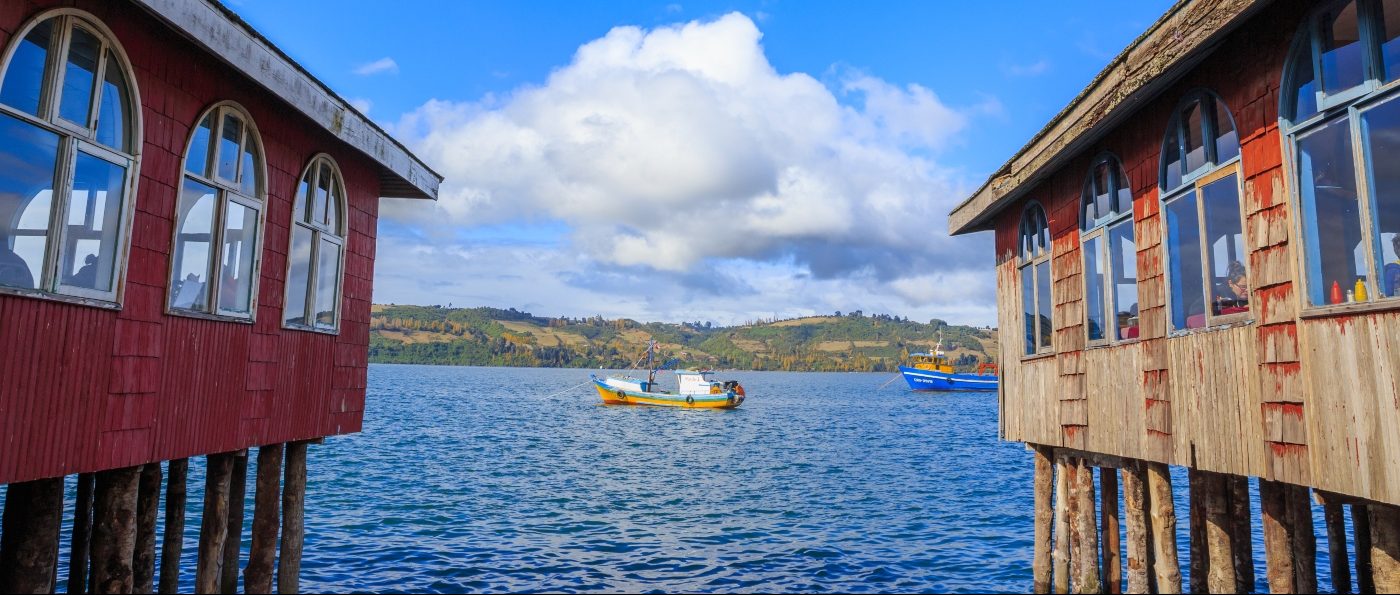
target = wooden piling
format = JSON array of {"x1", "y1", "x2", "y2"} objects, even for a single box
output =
[
  {"x1": 1033, "y1": 445, "x2": 1054, "y2": 594},
  {"x1": 1122, "y1": 461, "x2": 1150, "y2": 594},
  {"x1": 1068, "y1": 460, "x2": 1085, "y2": 593},
  {"x1": 1288, "y1": 485, "x2": 1316, "y2": 594},
  {"x1": 1075, "y1": 459, "x2": 1102, "y2": 594},
  {"x1": 1188, "y1": 469, "x2": 1208, "y2": 594},
  {"x1": 245, "y1": 443, "x2": 284, "y2": 595},
  {"x1": 135, "y1": 463, "x2": 162, "y2": 594},
  {"x1": 159, "y1": 459, "x2": 188, "y2": 594},
  {"x1": 1372, "y1": 504, "x2": 1400, "y2": 594},
  {"x1": 1260, "y1": 480, "x2": 1296, "y2": 593},
  {"x1": 196, "y1": 453, "x2": 234, "y2": 594},
  {"x1": 221, "y1": 453, "x2": 248, "y2": 594},
  {"x1": 92, "y1": 467, "x2": 141, "y2": 594},
  {"x1": 1146, "y1": 462, "x2": 1182, "y2": 594},
  {"x1": 1202, "y1": 473, "x2": 1237, "y2": 594},
  {"x1": 0, "y1": 478, "x2": 65, "y2": 593},
  {"x1": 1226, "y1": 476, "x2": 1253, "y2": 594},
  {"x1": 1355, "y1": 504, "x2": 1374, "y2": 594},
  {"x1": 70, "y1": 473, "x2": 95, "y2": 595},
  {"x1": 1055, "y1": 456, "x2": 1071, "y2": 594},
  {"x1": 1101, "y1": 467, "x2": 1121, "y2": 594},
  {"x1": 278, "y1": 441, "x2": 308, "y2": 594},
  {"x1": 1323, "y1": 497, "x2": 1352, "y2": 594}
]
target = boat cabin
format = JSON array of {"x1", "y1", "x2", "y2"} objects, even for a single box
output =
[
  {"x1": 907, "y1": 353, "x2": 953, "y2": 374},
  {"x1": 676, "y1": 370, "x2": 721, "y2": 395}
]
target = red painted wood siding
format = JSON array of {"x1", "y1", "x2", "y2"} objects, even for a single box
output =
[{"x1": 0, "y1": 0, "x2": 376, "y2": 483}]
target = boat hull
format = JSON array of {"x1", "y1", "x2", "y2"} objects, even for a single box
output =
[
  {"x1": 898, "y1": 366, "x2": 998, "y2": 392},
  {"x1": 592, "y1": 380, "x2": 744, "y2": 409}
]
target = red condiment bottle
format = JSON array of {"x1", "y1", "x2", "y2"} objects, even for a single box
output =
[{"x1": 1331, "y1": 280, "x2": 1344, "y2": 304}]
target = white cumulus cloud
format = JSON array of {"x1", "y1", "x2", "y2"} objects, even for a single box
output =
[{"x1": 354, "y1": 57, "x2": 399, "y2": 76}]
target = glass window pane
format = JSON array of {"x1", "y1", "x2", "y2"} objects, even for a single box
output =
[
  {"x1": 1166, "y1": 192, "x2": 1207, "y2": 330},
  {"x1": 1363, "y1": 98, "x2": 1400, "y2": 298},
  {"x1": 1036, "y1": 260, "x2": 1052, "y2": 349},
  {"x1": 1297, "y1": 116, "x2": 1365, "y2": 306},
  {"x1": 1109, "y1": 220, "x2": 1139, "y2": 341},
  {"x1": 313, "y1": 163, "x2": 331, "y2": 227},
  {"x1": 185, "y1": 114, "x2": 213, "y2": 176},
  {"x1": 1319, "y1": 1, "x2": 1365, "y2": 96},
  {"x1": 1084, "y1": 235, "x2": 1105, "y2": 342},
  {"x1": 0, "y1": 20, "x2": 54, "y2": 115},
  {"x1": 59, "y1": 26, "x2": 100, "y2": 125},
  {"x1": 0, "y1": 113, "x2": 60, "y2": 290},
  {"x1": 1113, "y1": 164, "x2": 1132, "y2": 216},
  {"x1": 217, "y1": 114, "x2": 242, "y2": 183},
  {"x1": 94, "y1": 51, "x2": 129, "y2": 152},
  {"x1": 1094, "y1": 163, "x2": 1111, "y2": 223},
  {"x1": 239, "y1": 139, "x2": 257, "y2": 196},
  {"x1": 314, "y1": 239, "x2": 340, "y2": 328},
  {"x1": 1290, "y1": 40, "x2": 1320, "y2": 121},
  {"x1": 326, "y1": 177, "x2": 341, "y2": 234},
  {"x1": 170, "y1": 178, "x2": 217, "y2": 310},
  {"x1": 1163, "y1": 131, "x2": 1183, "y2": 191},
  {"x1": 1213, "y1": 99, "x2": 1239, "y2": 162},
  {"x1": 61, "y1": 152, "x2": 125, "y2": 293},
  {"x1": 1382, "y1": 0, "x2": 1400, "y2": 81},
  {"x1": 294, "y1": 169, "x2": 312, "y2": 223},
  {"x1": 1183, "y1": 101, "x2": 1207, "y2": 174},
  {"x1": 1022, "y1": 265, "x2": 1035, "y2": 355},
  {"x1": 1201, "y1": 173, "x2": 1249, "y2": 316},
  {"x1": 284, "y1": 226, "x2": 313, "y2": 325},
  {"x1": 1037, "y1": 208, "x2": 1049, "y2": 256},
  {"x1": 217, "y1": 202, "x2": 257, "y2": 315}
]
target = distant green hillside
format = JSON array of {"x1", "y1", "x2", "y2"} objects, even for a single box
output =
[{"x1": 369, "y1": 305, "x2": 997, "y2": 373}]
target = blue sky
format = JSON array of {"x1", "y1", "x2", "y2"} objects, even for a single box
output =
[{"x1": 228, "y1": 1, "x2": 1174, "y2": 326}]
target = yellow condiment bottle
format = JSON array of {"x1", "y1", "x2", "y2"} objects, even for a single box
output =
[{"x1": 1355, "y1": 278, "x2": 1369, "y2": 302}]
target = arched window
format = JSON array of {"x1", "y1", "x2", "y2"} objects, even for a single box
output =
[
  {"x1": 1160, "y1": 90, "x2": 1248, "y2": 331},
  {"x1": 0, "y1": 10, "x2": 139, "y2": 302},
  {"x1": 1283, "y1": 0, "x2": 1400, "y2": 307},
  {"x1": 1020, "y1": 202, "x2": 1052, "y2": 356},
  {"x1": 170, "y1": 103, "x2": 264, "y2": 318},
  {"x1": 284, "y1": 155, "x2": 346, "y2": 332},
  {"x1": 1081, "y1": 154, "x2": 1138, "y2": 343}
]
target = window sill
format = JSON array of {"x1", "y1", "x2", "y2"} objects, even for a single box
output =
[
  {"x1": 167, "y1": 308, "x2": 255, "y2": 325},
  {"x1": 1020, "y1": 351, "x2": 1056, "y2": 363},
  {"x1": 282, "y1": 322, "x2": 340, "y2": 336},
  {"x1": 1084, "y1": 338, "x2": 1141, "y2": 351},
  {"x1": 1166, "y1": 317, "x2": 1254, "y2": 339},
  {"x1": 1299, "y1": 300, "x2": 1400, "y2": 320},
  {"x1": 0, "y1": 286, "x2": 121, "y2": 311}
]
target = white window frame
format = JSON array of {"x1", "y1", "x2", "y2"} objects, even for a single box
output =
[
  {"x1": 283, "y1": 154, "x2": 348, "y2": 334},
  {"x1": 0, "y1": 9, "x2": 141, "y2": 308},
  {"x1": 1080, "y1": 153, "x2": 1137, "y2": 347}
]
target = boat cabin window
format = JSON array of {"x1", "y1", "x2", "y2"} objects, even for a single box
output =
[
  {"x1": 1160, "y1": 90, "x2": 1249, "y2": 331},
  {"x1": 284, "y1": 155, "x2": 347, "y2": 332},
  {"x1": 0, "y1": 10, "x2": 139, "y2": 304},
  {"x1": 1019, "y1": 202, "x2": 1053, "y2": 356},
  {"x1": 1080, "y1": 153, "x2": 1138, "y2": 344}
]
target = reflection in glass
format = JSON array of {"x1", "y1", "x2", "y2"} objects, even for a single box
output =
[
  {"x1": 0, "y1": 113, "x2": 60, "y2": 290},
  {"x1": 186, "y1": 115, "x2": 214, "y2": 176},
  {"x1": 240, "y1": 140, "x2": 258, "y2": 196},
  {"x1": 315, "y1": 239, "x2": 341, "y2": 328},
  {"x1": 1363, "y1": 97, "x2": 1400, "y2": 297},
  {"x1": 1085, "y1": 235, "x2": 1105, "y2": 341},
  {"x1": 1291, "y1": 39, "x2": 1320, "y2": 121},
  {"x1": 1163, "y1": 130, "x2": 1183, "y2": 191},
  {"x1": 1183, "y1": 101, "x2": 1206, "y2": 173},
  {"x1": 1022, "y1": 265, "x2": 1035, "y2": 355},
  {"x1": 1383, "y1": 0, "x2": 1400, "y2": 81},
  {"x1": 1093, "y1": 163, "x2": 1111, "y2": 223},
  {"x1": 1167, "y1": 191, "x2": 1207, "y2": 329},
  {"x1": 1109, "y1": 220, "x2": 1138, "y2": 341},
  {"x1": 295, "y1": 172, "x2": 311, "y2": 223},
  {"x1": 1036, "y1": 260, "x2": 1052, "y2": 349},
  {"x1": 1214, "y1": 98, "x2": 1239, "y2": 161},
  {"x1": 314, "y1": 163, "x2": 332, "y2": 226},
  {"x1": 326, "y1": 177, "x2": 341, "y2": 233},
  {"x1": 1202, "y1": 173, "x2": 1248, "y2": 316},
  {"x1": 95, "y1": 51, "x2": 128, "y2": 152},
  {"x1": 62, "y1": 152, "x2": 125, "y2": 292},
  {"x1": 217, "y1": 114, "x2": 242, "y2": 182},
  {"x1": 59, "y1": 27, "x2": 100, "y2": 125},
  {"x1": 0, "y1": 20, "x2": 53, "y2": 115},
  {"x1": 284, "y1": 226, "x2": 313, "y2": 325},
  {"x1": 1298, "y1": 117, "x2": 1364, "y2": 306},
  {"x1": 170, "y1": 178, "x2": 216, "y2": 310},
  {"x1": 218, "y1": 202, "x2": 257, "y2": 314},
  {"x1": 1319, "y1": 1, "x2": 1364, "y2": 95}
]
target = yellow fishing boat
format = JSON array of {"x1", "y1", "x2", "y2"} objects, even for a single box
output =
[{"x1": 590, "y1": 341, "x2": 746, "y2": 408}]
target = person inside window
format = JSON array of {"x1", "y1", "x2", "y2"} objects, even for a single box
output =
[
  {"x1": 1214, "y1": 260, "x2": 1249, "y2": 314},
  {"x1": 70, "y1": 253, "x2": 97, "y2": 289},
  {"x1": 1384, "y1": 235, "x2": 1400, "y2": 297},
  {"x1": 0, "y1": 233, "x2": 34, "y2": 289}
]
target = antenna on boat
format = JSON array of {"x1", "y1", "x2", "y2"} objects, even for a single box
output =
[
  {"x1": 935, "y1": 331, "x2": 946, "y2": 358},
  {"x1": 646, "y1": 340, "x2": 657, "y2": 388}
]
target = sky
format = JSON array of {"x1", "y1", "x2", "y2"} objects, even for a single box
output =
[{"x1": 226, "y1": 0, "x2": 1175, "y2": 327}]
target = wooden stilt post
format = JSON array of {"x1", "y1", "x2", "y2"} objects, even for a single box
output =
[
  {"x1": 0, "y1": 478, "x2": 65, "y2": 593},
  {"x1": 92, "y1": 467, "x2": 141, "y2": 594},
  {"x1": 1068, "y1": 460, "x2": 1085, "y2": 593},
  {"x1": 1122, "y1": 461, "x2": 1150, "y2": 594},
  {"x1": 245, "y1": 443, "x2": 284, "y2": 594},
  {"x1": 278, "y1": 441, "x2": 307, "y2": 595},
  {"x1": 1146, "y1": 462, "x2": 1182, "y2": 594},
  {"x1": 1101, "y1": 467, "x2": 1121, "y2": 594},
  {"x1": 1371, "y1": 504, "x2": 1400, "y2": 594},
  {"x1": 135, "y1": 463, "x2": 161, "y2": 594},
  {"x1": 1288, "y1": 485, "x2": 1317, "y2": 594},
  {"x1": 1075, "y1": 459, "x2": 1102, "y2": 594},
  {"x1": 1227, "y1": 476, "x2": 1253, "y2": 594},
  {"x1": 221, "y1": 453, "x2": 248, "y2": 594},
  {"x1": 1033, "y1": 445, "x2": 1054, "y2": 594},
  {"x1": 1260, "y1": 479, "x2": 1296, "y2": 594},
  {"x1": 1203, "y1": 473, "x2": 1237, "y2": 594},
  {"x1": 1055, "y1": 456, "x2": 1071, "y2": 594},
  {"x1": 1355, "y1": 504, "x2": 1375, "y2": 594},
  {"x1": 1189, "y1": 469, "x2": 1208, "y2": 594},
  {"x1": 1323, "y1": 496, "x2": 1352, "y2": 594},
  {"x1": 196, "y1": 453, "x2": 234, "y2": 594},
  {"x1": 159, "y1": 459, "x2": 188, "y2": 594},
  {"x1": 70, "y1": 473, "x2": 95, "y2": 595}
]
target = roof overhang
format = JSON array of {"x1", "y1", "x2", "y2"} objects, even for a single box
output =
[
  {"x1": 131, "y1": 0, "x2": 442, "y2": 201},
  {"x1": 947, "y1": 0, "x2": 1269, "y2": 236}
]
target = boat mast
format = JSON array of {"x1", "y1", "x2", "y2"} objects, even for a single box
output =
[{"x1": 646, "y1": 340, "x2": 657, "y2": 387}]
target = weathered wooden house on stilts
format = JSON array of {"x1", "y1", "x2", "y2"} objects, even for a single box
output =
[
  {"x1": 950, "y1": 0, "x2": 1400, "y2": 592},
  {"x1": 0, "y1": 0, "x2": 439, "y2": 593}
]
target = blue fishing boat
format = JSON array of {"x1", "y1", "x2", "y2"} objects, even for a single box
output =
[{"x1": 898, "y1": 341, "x2": 998, "y2": 392}]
